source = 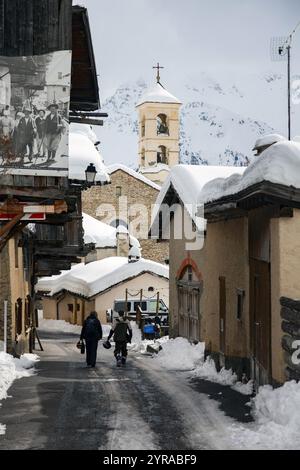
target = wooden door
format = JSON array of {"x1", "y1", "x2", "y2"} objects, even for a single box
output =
[
  {"x1": 219, "y1": 277, "x2": 226, "y2": 355},
  {"x1": 250, "y1": 259, "x2": 271, "y2": 384}
]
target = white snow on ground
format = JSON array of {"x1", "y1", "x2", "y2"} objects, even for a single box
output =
[
  {"x1": 0, "y1": 352, "x2": 39, "y2": 435},
  {"x1": 128, "y1": 322, "x2": 169, "y2": 354},
  {"x1": 192, "y1": 356, "x2": 254, "y2": 395},
  {"x1": 38, "y1": 318, "x2": 82, "y2": 334},
  {"x1": 154, "y1": 337, "x2": 300, "y2": 449},
  {"x1": 153, "y1": 337, "x2": 205, "y2": 371},
  {"x1": 228, "y1": 381, "x2": 300, "y2": 449},
  {"x1": 38, "y1": 318, "x2": 111, "y2": 338}
]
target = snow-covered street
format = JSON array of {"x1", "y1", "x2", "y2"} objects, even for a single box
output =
[
  {"x1": 0, "y1": 326, "x2": 247, "y2": 450},
  {"x1": 1, "y1": 324, "x2": 299, "y2": 450}
]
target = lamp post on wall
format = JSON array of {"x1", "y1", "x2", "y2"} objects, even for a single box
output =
[{"x1": 85, "y1": 163, "x2": 97, "y2": 185}]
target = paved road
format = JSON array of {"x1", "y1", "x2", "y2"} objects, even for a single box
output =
[{"x1": 0, "y1": 330, "x2": 238, "y2": 450}]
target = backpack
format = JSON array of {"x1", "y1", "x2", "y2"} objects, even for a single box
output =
[
  {"x1": 84, "y1": 317, "x2": 99, "y2": 338},
  {"x1": 114, "y1": 320, "x2": 129, "y2": 342},
  {"x1": 143, "y1": 323, "x2": 155, "y2": 334}
]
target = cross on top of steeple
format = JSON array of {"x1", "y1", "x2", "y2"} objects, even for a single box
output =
[{"x1": 152, "y1": 62, "x2": 164, "y2": 84}]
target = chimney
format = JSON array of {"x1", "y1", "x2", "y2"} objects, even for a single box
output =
[
  {"x1": 116, "y1": 225, "x2": 130, "y2": 257},
  {"x1": 128, "y1": 245, "x2": 141, "y2": 263}
]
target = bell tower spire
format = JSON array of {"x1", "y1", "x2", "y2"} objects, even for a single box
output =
[
  {"x1": 136, "y1": 70, "x2": 182, "y2": 185},
  {"x1": 152, "y1": 62, "x2": 164, "y2": 85}
]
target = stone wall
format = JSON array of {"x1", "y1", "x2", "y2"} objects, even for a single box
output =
[
  {"x1": 281, "y1": 296, "x2": 300, "y2": 381},
  {"x1": 0, "y1": 244, "x2": 12, "y2": 351},
  {"x1": 82, "y1": 169, "x2": 169, "y2": 264}
]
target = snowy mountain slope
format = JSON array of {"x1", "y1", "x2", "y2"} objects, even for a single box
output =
[{"x1": 97, "y1": 72, "x2": 300, "y2": 168}]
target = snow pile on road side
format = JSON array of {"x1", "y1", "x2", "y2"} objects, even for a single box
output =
[
  {"x1": 230, "y1": 380, "x2": 300, "y2": 449},
  {"x1": 0, "y1": 352, "x2": 39, "y2": 435},
  {"x1": 38, "y1": 318, "x2": 111, "y2": 338},
  {"x1": 192, "y1": 356, "x2": 254, "y2": 395},
  {"x1": 126, "y1": 322, "x2": 169, "y2": 354},
  {"x1": 38, "y1": 319, "x2": 82, "y2": 334},
  {"x1": 154, "y1": 337, "x2": 205, "y2": 370}
]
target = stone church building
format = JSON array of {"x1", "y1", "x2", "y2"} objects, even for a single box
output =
[{"x1": 82, "y1": 76, "x2": 182, "y2": 264}]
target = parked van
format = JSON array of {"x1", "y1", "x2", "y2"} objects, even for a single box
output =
[{"x1": 106, "y1": 298, "x2": 168, "y2": 323}]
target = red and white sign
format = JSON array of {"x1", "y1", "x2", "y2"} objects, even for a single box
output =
[{"x1": 0, "y1": 213, "x2": 46, "y2": 221}]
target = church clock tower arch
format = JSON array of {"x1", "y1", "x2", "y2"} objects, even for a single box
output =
[{"x1": 136, "y1": 64, "x2": 182, "y2": 185}]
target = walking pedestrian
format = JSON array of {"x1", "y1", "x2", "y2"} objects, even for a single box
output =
[
  {"x1": 107, "y1": 311, "x2": 132, "y2": 367},
  {"x1": 80, "y1": 311, "x2": 103, "y2": 368}
]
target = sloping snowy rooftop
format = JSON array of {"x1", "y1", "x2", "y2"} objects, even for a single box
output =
[
  {"x1": 36, "y1": 257, "x2": 169, "y2": 298},
  {"x1": 107, "y1": 163, "x2": 161, "y2": 190},
  {"x1": 83, "y1": 213, "x2": 140, "y2": 249},
  {"x1": 136, "y1": 82, "x2": 182, "y2": 107},
  {"x1": 152, "y1": 164, "x2": 246, "y2": 227},
  {"x1": 200, "y1": 139, "x2": 300, "y2": 204},
  {"x1": 252, "y1": 133, "x2": 285, "y2": 150},
  {"x1": 69, "y1": 132, "x2": 110, "y2": 183}
]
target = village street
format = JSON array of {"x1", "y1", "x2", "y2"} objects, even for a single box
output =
[{"x1": 0, "y1": 328, "x2": 248, "y2": 451}]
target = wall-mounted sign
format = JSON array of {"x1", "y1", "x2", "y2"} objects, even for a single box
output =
[{"x1": 0, "y1": 50, "x2": 71, "y2": 177}]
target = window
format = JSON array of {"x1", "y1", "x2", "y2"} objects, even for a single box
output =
[
  {"x1": 133, "y1": 301, "x2": 147, "y2": 312},
  {"x1": 116, "y1": 186, "x2": 122, "y2": 197},
  {"x1": 157, "y1": 114, "x2": 169, "y2": 135},
  {"x1": 141, "y1": 118, "x2": 145, "y2": 137},
  {"x1": 157, "y1": 145, "x2": 167, "y2": 164},
  {"x1": 110, "y1": 219, "x2": 128, "y2": 229},
  {"x1": 236, "y1": 289, "x2": 245, "y2": 320},
  {"x1": 68, "y1": 304, "x2": 73, "y2": 312},
  {"x1": 141, "y1": 149, "x2": 145, "y2": 166}
]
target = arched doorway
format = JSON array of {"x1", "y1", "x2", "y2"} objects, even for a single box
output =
[{"x1": 176, "y1": 256, "x2": 203, "y2": 341}]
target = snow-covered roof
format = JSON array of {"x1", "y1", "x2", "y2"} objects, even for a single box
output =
[
  {"x1": 69, "y1": 132, "x2": 110, "y2": 183},
  {"x1": 107, "y1": 163, "x2": 161, "y2": 190},
  {"x1": 252, "y1": 133, "x2": 285, "y2": 151},
  {"x1": 200, "y1": 139, "x2": 300, "y2": 204},
  {"x1": 36, "y1": 257, "x2": 169, "y2": 298},
  {"x1": 83, "y1": 213, "x2": 140, "y2": 250},
  {"x1": 136, "y1": 82, "x2": 182, "y2": 107},
  {"x1": 152, "y1": 164, "x2": 246, "y2": 229}
]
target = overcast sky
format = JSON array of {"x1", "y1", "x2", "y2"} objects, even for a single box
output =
[{"x1": 79, "y1": 0, "x2": 300, "y2": 100}]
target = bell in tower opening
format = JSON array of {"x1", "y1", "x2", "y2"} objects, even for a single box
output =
[
  {"x1": 157, "y1": 113, "x2": 169, "y2": 135},
  {"x1": 136, "y1": 64, "x2": 182, "y2": 185}
]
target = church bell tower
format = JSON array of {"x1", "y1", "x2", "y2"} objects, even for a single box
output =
[{"x1": 136, "y1": 64, "x2": 182, "y2": 185}]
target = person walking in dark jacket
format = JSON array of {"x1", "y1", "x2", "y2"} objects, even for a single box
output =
[
  {"x1": 107, "y1": 311, "x2": 132, "y2": 367},
  {"x1": 80, "y1": 311, "x2": 102, "y2": 368}
]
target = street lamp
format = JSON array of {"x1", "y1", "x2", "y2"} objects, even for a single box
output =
[{"x1": 85, "y1": 163, "x2": 97, "y2": 184}]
